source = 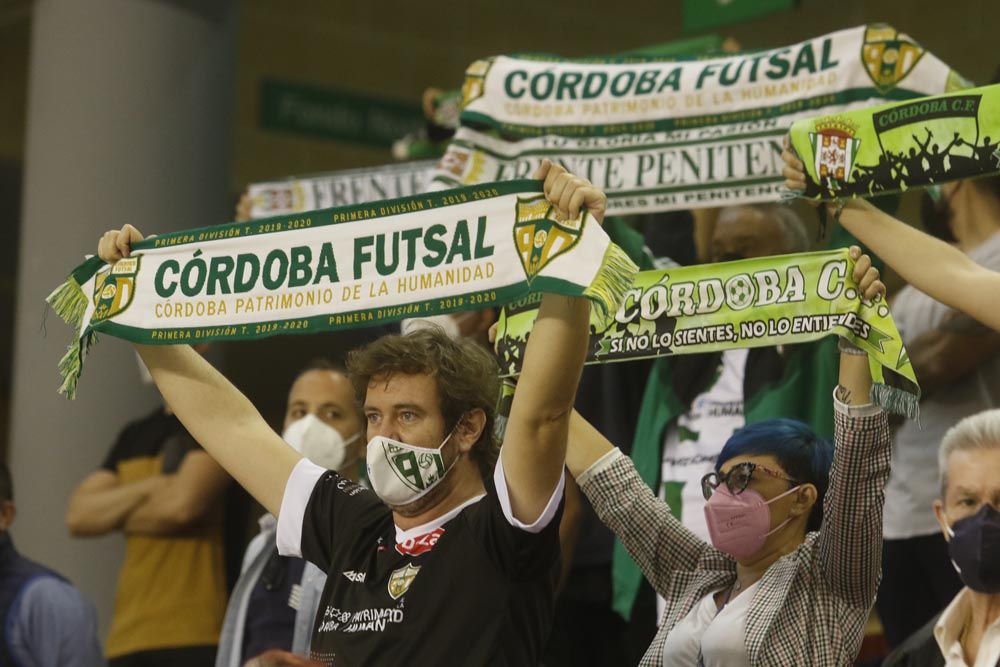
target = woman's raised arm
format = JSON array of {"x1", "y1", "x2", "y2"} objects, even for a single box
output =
[{"x1": 782, "y1": 142, "x2": 1000, "y2": 332}]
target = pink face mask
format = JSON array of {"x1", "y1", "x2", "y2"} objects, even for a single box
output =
[{"x1": 703, "y1": 484, "x2": 802, "y2": 560}]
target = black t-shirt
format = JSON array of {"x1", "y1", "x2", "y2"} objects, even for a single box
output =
[
  {"x1": 297, "y1": 470, "x2": 563, "y2": 666},
  {"x1": 101, "y1": 408, "x2": 202, "y2": 474}
]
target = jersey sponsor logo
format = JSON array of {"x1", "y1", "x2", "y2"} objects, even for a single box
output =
[
  {"x1": 336, "y1": 477, "x2": 366, "y2": 497},
  {"x1": 342, "y1": 570, "x2": 366, "y2": 583},
  {"x1": 395, "y1": 526, "x2": 444, "y2": 556},
  {"x1": 317, "y1": 605, "x2": 405, "y2": 634},
  {"x1": 387, "y1": 563, "x2": 421, "y2": 600}
]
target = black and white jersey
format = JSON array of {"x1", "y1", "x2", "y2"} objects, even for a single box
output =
[{"x1": 276, "y1": 457, "x2": 565, "y2": 666}]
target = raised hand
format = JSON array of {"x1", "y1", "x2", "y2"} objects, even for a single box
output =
[
  {"x1": 534, "y1": 158, "x2": 607, "y2": 224},
  {"x1": 235, "y1": 191, "x2": 253, "y2": 222},
  {"x1": 98, "y1": 224, "x2": 144, "y2": 264},
  {"x1": 781, "y1": 135, "x2": 808, "y2": 192},
  {"x1": 849, "y1": 245, "x2": 885, "y2": 303}
]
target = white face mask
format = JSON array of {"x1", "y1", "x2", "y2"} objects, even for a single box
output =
[
  {"x1": 366, "y1": 431, "x2": 457, "y2": 506},
  {"x1": 282, "y1": 414, "x2": 360, "y2": 472}
]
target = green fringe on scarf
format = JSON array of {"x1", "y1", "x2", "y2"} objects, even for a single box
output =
[
  {"x1": 584, "y1": 242, "x2": 639, "y2": 323},
  {"x1": 46, "y1": 277, "x2": 87, "y2": 328},
  {"x1": 869, "y1": 379, "x2": 920, "y2": 420},
  {"x1": 45, "y1": 271, "x2": 93, "y2": 399}
]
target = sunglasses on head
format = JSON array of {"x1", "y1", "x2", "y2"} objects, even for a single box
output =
[{"x1": 700, "y1": 461, "x2": 799, "y2": 501}]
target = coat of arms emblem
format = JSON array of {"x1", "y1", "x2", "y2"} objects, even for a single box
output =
[
  {"x1": 387, "y1": 563, "x2": 421, "y2": 600},
  {"x1": 861, "y1": 25, "x2": 925, "y2": 93},
  {"x1": 252, "y1": 184, "x2": 304, "y2": 215},
  {"x1": 513, "y1": 195, "x2": 584, "y2": 282},
  {"x1": 438, "y1": 146, "x2": 470, "y2": 179},
  {"x1": 461, "y1": 59, "x2": 493, "y2": 107},
  {"x1": 92, "y1": 256, "x2": 141, "y2": 321},
  {"x1": 809, "y1": 116, "x2": 862, "y2": 185}
]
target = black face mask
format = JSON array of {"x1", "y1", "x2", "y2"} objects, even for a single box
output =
[
  {"x1": 920, "y1": 189, "x2": 958, "y2": 243},
  {"x1": 947, "y1": 504, "x2": 1000, "y2": 593}
]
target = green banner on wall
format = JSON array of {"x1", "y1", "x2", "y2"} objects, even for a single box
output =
[
  {"x1": 259, "y1": 80, "x2": 424, "y2": 148},
  {"x1": 683, "y1": 0, "x2": 796, "y2": 33}
]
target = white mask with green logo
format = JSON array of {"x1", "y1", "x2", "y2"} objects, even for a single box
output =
[{"x1": 366, "y1": 430, "x2": 457, "y2": 506}]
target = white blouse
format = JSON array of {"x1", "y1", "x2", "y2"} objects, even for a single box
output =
[{"x1": 661, "y1": 582, "x2": 758, "y2": 667}]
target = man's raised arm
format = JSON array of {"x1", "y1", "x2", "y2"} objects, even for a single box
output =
[
  {"x1": 98, "y1": 225, "x2": 301, "y2": 516},
  {"x1": 501, "y1": 161, "x2": 606, "y2": 525}
]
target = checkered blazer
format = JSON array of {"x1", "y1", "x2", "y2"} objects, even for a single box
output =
[{"x1": 580, "y1": 406, "x2": 890, "y2": 666}]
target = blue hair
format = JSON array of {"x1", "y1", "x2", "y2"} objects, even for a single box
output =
[{"x1": 716, "y1": 418, "x2": 834, "y2": 532}]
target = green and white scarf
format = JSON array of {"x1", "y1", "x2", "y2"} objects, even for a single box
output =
[
  {"x1": 789, "y1": 83, "x2": 1000, "y2": 199},
  {"x1": 429, "y1": 34, "x2": 730, "y2": 132},
  {"x1": 248, "y1": 160, "x2": 437, "y2": 218},
  {"x1": 47, "y1": 181, "x2": 637, "y2": 398},
  {"x1": 496, "y1": 249, "x2": 919, "y2": 417},
  {"x1": 247, "y1": 38, "x2": 730, "y2": 219},
  {"x1": 441, "y1": 24, "x2": 966, "y2": 214}
]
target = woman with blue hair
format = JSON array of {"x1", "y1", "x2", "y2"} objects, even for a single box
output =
[{"x1": 565, "y1": 251, "x2": 891, "y2": 666}]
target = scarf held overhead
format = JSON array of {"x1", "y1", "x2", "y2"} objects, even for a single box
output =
[
  {"x1": 788, "y1": 82, "x2": 1000, "y2": 199},
  {"x1": 47, "y1": 180, "x2": 637, "y2": 398},
  {"x1": 248, "y1": 34, "x2": 729, "y2": 219},
  {"x1": 437, "y1": 25, "x2": 967, "y2": 214},
  {"x1": 496, "y1": 249, "x2": 919, "y2": 417},
  {"x1": 247, "y1": 160, "x2": 437, "y2": 218}
]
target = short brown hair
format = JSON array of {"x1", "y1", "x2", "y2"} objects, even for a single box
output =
[{"x1": 346, "y1": 326, "x2": 500, "y2": 480}]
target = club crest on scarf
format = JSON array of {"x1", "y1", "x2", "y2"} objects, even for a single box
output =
[
  {"x1": 809, "y1": 116, "x2": 862, "y2": 186},
  {"x1": 437, "y1": 145, "x2": 485, "y2": 184},
  {"x1": 438, "y1": 146, "x2": 469, "y2": 179},
  {"x1": 92, "y1": 256, "x2": 141, "y2": 322},
  {"x1": 387, "y1": 563, "x2": 421, "y2": 600},
  {"x1": 252, "y1": 184, "x2": 305, "y2": 216},
  {"x1": 861, "y1": 25, "x2": 925, "y2": 93},
  {"x1": 513, "y1": 195, "x2": 583, "y2": 282},
  {"x1": 461, "y1": 59, "x2": 493, "y2": 107}
]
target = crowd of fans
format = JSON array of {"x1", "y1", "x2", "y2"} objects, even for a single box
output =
[{"x1": 3, "y1": 60, "x2": 1000, "y2": 667}]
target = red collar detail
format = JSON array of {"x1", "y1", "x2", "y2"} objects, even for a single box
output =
[{"x1": 395, "y1": 527, "x2": 445, "y2": 556}]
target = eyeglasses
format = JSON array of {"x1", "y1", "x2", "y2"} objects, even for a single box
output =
[{"x1": 700, "y1": 462, "x2": 799, "y2": 501}]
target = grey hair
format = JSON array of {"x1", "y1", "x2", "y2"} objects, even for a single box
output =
[
  {"x1": 765, "y1": 204, "x2": 811, "y2": 253},
  {"x1": 732, "y1": 204, "x2": 810, "y2": 253},
  {"x1": 938, "y1": 409, "x2": 1000, "y2": 497}
]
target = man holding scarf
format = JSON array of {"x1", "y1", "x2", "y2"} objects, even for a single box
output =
[
  {"x1": 216, "y1": 359, "x2": 365, "y2": 667},
  {"x1": 94, "y1": 160, "x2": 602, "y2": 666}
]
